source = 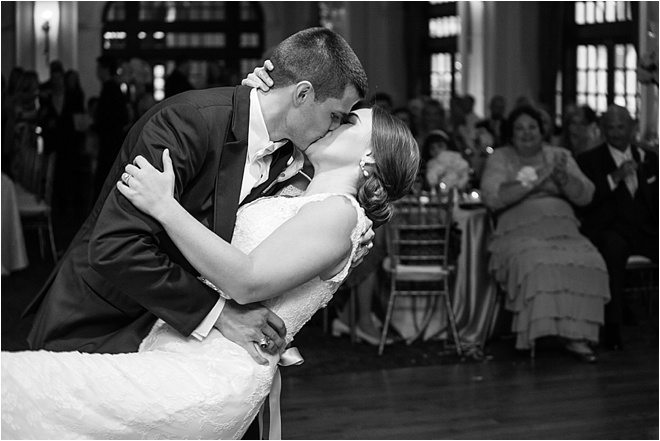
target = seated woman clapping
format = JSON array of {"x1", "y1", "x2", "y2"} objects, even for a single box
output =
[{"x1": 480, "y1": 105, "x2": 609, "y2": 363}]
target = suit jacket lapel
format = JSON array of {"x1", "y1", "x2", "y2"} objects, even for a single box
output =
[
  {"x1": 631, "y1": 145, "x2": 651, "y2": 205},
  {"x1": 242, "y1": 142, "x2": 294, "y2": 206},
  {"x1": 213, "y1": 86, "x2": 251, "y2": 242}
]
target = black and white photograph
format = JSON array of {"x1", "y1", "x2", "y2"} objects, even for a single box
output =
[{"x1": 1, "y1": 1, "x2": 657, "y2": 439}]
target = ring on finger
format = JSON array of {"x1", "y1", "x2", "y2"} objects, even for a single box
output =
[
  {"x1": 259, "y1": 337, "x2": 271, "y2": 349},
  {"x1": 122, "y1": 173, "x2": 132, "y2": 185}
]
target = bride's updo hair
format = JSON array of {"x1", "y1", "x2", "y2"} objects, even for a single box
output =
[{"x1": 358, "y1": 105, "x2": 420, "y2": 227}]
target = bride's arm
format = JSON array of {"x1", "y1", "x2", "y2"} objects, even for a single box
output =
[{"x1": 117, "y1": 150, "x2": 355, "y2": 304}]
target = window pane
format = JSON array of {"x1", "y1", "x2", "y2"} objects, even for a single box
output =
[
  {"x1": 616, "y1": 1, "x2": 626, "y2": 21},
  {"x1": 587, "y1": 94, "x2": 597, "y2": 110},
  {"x1": 626, "y1": 70, "x2": 636, "y2": 94},
  {"x1": 595, "y1": 1, "x2": 604, "y2": 23},
  {"x1": 575, "y1": 1, "x2": 585, "y2": 24},
  {"x1": 586, "y1": 1, "x2": 595, "y2": 23},
  {"x1": 577, "y1": 45, "x2": 587, "y2": 68},
  {"x1": 577, "y1": 71, "x2": 586, "y2": 91},
  {"x1": 625, "y1": 44, "x2": 637, "y2": 69},
  {"x1": 597, "y1": 70, "x2": 607, "y2": 93},
  {"x1": 605, "y1": 1, "x2": 616, "y2": 21},
  {"x1": 107, "y1": 2, "x2": 126, "y2": 21},
  {"x1": 587, "y1": 45, "x2": 597, "y2": 66},
  {"x1": 240, "y1": 1, "x2": 258, "y2": 20},
  {"x1": 597, "y1": 45, "x2": 607, "y2": 69},
  {"x1": 587, "y1": 71, "x2": 596, "y2": 92},
  {"x1": 615, "y1": 44, "x2": 625, "y2": 68},
  {"x1": 597, "y1": 95, "x2": 607, "y2": 113},
  {"x1": 614, "y1": 69, "x2": 625, "y2": 94}
]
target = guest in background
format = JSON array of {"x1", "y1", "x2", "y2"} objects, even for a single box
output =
[
  {"x1": 10, "y1": 70, "x2": 41, "y2": 184},
  {"x1": 480, "y1": 105, "x2": 609, "y2": 363},
  {"x1": 460, "y1": 94, "x2": 481, "y2": 144},
  {"x1": 392, "y1": 106, "x2": 415, "y2": 137},
  {"x1": 476, "y1": 95, "x2": 507, "y2": 148},
  {"x1": 2, "y1": 67, "x2": 25, "y2": 174},
  {"x1": 576, "y1": 105, "x2": 658, "y2": 350},
  {"x1": 561, "y1": 104, "x2": 601, "y2": 157},
  {"x1": 93, "y1": 55, "x2": 130, "y2": 200},
  {"x1": 415, "y1": 99, "x2": 446, "y2": 148},
  {"x1": 164, "y1": 57, "x2": 194, "y2": 99},
  {"x1": 65, "y1": 69, "x2": 89, "y2": 220},
  {"x1": 420, "y1": 130, "x2": 467, "y2": 192},
  {"x1": 537, "y1": 104, "x2": 561, "y2": 146},
  {"x1": 38, "y1": 60, "x2": 65, "y2": 100},
  {"x1": 39, "y1": 62, "x2": 75, "y2": 216}
]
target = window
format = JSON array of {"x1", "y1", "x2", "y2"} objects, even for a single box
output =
[
  {"x1": 102, "y1": 1, "x2": 264, "y2": 101},
  {"x1": 560, "y1": 1, "x2": 638, "y2": 119},
  {"x1": 427, "y1": 1, "x2": 461, "y2": 110}
]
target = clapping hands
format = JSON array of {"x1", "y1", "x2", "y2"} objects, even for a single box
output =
[{"x1": 550, "y1": 151, "x2": 569, "y2": 187}]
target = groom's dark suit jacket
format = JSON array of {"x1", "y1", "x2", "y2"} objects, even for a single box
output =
[{"x1": 24, "y1": 86, "x2": 294, "y2": 354}]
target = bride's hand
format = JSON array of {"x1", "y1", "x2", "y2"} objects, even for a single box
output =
[
  {"x1": 116, "y1": 149, "x2": 176, "y2": 221},
  {"x1": 241, "y1": 60, "x2": 274, "y2": 91}
]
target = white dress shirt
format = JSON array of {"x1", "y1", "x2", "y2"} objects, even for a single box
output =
[
  {"x1": 607, "y1": 144, "x2": 645, "y2": 195},
  {"x1": 192, "y1": 88, "x2": 303, "y2": 340}
]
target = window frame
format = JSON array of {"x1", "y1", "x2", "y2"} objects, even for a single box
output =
[{"x1": 561, "y1": 1, "x2": 639, "y2": 118}]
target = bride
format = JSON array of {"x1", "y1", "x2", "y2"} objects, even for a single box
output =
[{"x1": 1, "y1": 105, "x2": 419, "y2": 440}]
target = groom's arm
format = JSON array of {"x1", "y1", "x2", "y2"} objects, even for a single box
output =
[
  {"x1": 88, "y1": 103, "x2": 220, "y2": 337},
  {"x1": 90, "y1": 101, "x2": 286, "y2": 361}
]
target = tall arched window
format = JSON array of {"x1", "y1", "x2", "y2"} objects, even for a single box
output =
[{"x1": 102, "y1": 1, "x2": 264, "y2": 101}]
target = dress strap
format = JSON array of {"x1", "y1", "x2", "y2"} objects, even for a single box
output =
[{"x1": 258, "y1": 347, "x2": 304, "y2": 440}]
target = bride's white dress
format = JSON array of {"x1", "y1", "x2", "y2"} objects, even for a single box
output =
[{"x1": 2, "y1": 193, "x2": 367, "y2": 440}]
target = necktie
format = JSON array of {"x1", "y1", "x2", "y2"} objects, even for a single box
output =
[{"x1": 625, "y1": 148, "x2": 638, "y2": 196}]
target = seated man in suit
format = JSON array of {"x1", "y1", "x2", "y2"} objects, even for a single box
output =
[{"x1": 576, "y1": 104, "x2": 659, "y2": 350}]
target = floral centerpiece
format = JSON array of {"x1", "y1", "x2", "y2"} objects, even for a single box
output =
[{"x1": 425, "y1": 150, "x2": 470, "y2": 190}]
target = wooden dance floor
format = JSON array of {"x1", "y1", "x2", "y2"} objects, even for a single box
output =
[{"x1": 281, "y1": 341, "x2": 658, "y2": 439}]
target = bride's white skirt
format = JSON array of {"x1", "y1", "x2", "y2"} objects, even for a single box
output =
[{"x1": 2, "y1": 324, "x2": 277, "y2": 440}]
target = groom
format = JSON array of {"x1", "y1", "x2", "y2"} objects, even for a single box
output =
[{"x1": 24, "y1": 28, "x2": 369, "y2": 364}]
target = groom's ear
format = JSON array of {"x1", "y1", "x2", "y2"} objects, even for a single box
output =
[{"x1": 292, "y1": 81, "x2": 314, "y2": 107}]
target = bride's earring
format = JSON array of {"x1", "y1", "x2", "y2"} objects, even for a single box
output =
[
  {"x1": 359, "y1": 150, "x2": 374, "y2": 178},
  {"x1": 360, "y1": 159, "x2": 369, "y2": 177}
]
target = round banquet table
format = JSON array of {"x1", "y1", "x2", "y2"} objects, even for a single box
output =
[{"x1": 2, "y1": 173, "x2": 29, "y2": 275}]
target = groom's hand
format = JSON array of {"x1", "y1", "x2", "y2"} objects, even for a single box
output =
[{"x1": 214, "y1": 300, "x2": 287, "y2": 365}]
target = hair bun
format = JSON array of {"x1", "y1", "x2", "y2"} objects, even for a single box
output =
[{"x1": 357, "y1": 174, "x2": 393, "y2": 228}]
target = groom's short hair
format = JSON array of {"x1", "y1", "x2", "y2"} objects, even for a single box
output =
[{"x1": 269, "y1": 27, "x2": 369, "y2": 102}]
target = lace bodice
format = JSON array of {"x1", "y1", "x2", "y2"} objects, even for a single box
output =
[{"x1": 233, "y1": 193, "x2": 367, "y2": 343}]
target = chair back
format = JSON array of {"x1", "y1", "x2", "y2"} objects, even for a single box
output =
[
  {"x1": 385, "y1": 190, "x2": 455, "y2": 270},
  {"x1": 41, "y1": 151, "x2": 57, "y2": 204},
  {"x1": 378, "y1": 189, "x2": 463, "y2": 356}
]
